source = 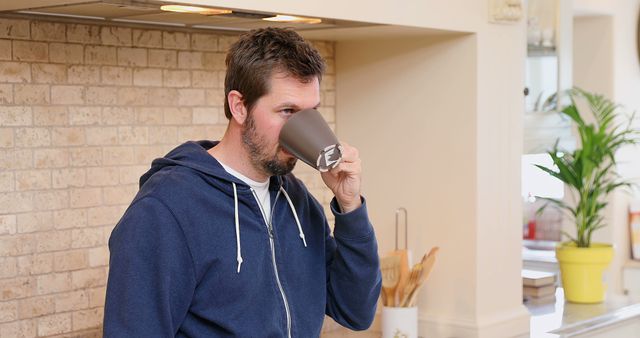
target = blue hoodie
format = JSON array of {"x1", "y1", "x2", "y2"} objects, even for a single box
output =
[{"x1": 103, "y1": 140, "x2": 382, "y2": 337}]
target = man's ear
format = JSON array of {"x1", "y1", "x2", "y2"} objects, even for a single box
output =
[{"x1": 227, "y1": 90, "x2": 248, "y2": 125}]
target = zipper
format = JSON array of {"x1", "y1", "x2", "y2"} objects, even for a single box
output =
[{"x1": 251, "y1": 188, "x2": 292, "y2": 338}]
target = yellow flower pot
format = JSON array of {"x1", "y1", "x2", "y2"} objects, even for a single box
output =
[{"x1": 556, "y1": 242, "x2": 613, "y2": 303}]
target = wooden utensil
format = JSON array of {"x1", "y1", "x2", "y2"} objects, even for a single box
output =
[
  {"x1": 381, "y1": 255, "x2": 401, "y2": 307},
  {"x1": 390, "y1": 208, "x2": 410, "y2": 307},
  {"x1": 404, "y1": 248, "x2": 438, "y2": 307},
  {"x1": 399, "y1": 262, "x2": 422, "y2": 307}
]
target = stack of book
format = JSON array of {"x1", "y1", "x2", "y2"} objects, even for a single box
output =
[{"x1": 522, "y1": 269, "x2": 557, "y2": 305}]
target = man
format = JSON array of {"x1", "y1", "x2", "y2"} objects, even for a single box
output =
[{"x1": 104, "y1": 27, "x2": 381, "y2": 337}]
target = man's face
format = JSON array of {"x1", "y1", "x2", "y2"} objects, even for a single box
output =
[{"x1": 242, "y1": 72, "x2": 320, "y2": 177}]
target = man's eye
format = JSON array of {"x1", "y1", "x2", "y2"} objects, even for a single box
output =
[{"x1": 281, "y1": 109, "x2": 295, "y2": 115}]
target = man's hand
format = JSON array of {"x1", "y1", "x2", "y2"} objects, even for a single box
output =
[{"x1": 321, "y1": 142, "x2": 362, "y2": 213}]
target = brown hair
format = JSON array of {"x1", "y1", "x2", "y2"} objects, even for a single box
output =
[{"x1": 223, "y1": 27, "x2": 326, "y2": 119}]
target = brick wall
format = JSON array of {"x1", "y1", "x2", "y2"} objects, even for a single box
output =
[{"x1": 0, "y1": 16, "x2": 336, "y2": 337}]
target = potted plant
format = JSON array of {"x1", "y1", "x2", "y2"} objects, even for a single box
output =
[{"x1": 535, "y1": 88, "x2": 638, "y2": 303}]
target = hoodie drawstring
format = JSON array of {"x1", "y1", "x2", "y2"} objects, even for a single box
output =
[
  {"x1": 232, "y1": 182, "x2": 243, "y2": 273},
  {"x1": 233, "y1": 183, "x2": 308, "y2": 274},
  {"x1": 280, "y1": 187, "x2": 307, "y2": 248}
]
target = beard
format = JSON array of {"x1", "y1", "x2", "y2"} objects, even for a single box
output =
[{"x1": 241, "y1": 112, "x2": 297, "y2": 177}]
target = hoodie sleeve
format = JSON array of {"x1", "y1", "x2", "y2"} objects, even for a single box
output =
[
  {"x1": 324, "y1": 197, "x2": 382, "y2": 330},
  {"x1": 103, "y1": 196, "x2": 196, "y2": 338}
]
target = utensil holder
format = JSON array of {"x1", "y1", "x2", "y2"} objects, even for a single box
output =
[{"x1": 382, "y1": 306, "x2": 418, "y2": 338}]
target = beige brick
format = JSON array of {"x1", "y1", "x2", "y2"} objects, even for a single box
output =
[
  {"x1": 136, "y1": 107, "x2": 163, "y2": 124},
  {"x1": 178, "y1": 125, "x2": 225, "y2": 141},
  {"x1": 36, "y1": 230, "x2": 72, "y2": 253},
  {"x1": 164, "y1": 107, "x2": 192, "y2": 125},
  {"x1": 118, "y1": 47, "x2": 146, "y2": 66},
  {"x1": 53, "y1": 209, "x2": 87, "y2": 230},
  {"x1": 322, "y1": 91, "x2": 336, "y2": 106},
  {"x1": 54, "y1": 251, "x2": 88, "y2": 272},
  {"x1": 37, "y1": 312, "x2": 72, "y2": 336},
  {"x1": 49, "y1": 43, "x2": 83, "y2": 64},
  {"x1": 72, "y1": 307, "x2": 103, "y2": 331},
  {"x1": 51, "y1": 127, "x2": 85, "y2": 146},
  {"x1": 52, "y1": 168, "x2": 86, "y2": 189},
  {"x1": 85, "y1": 45, "x2": 116, "y2": 65},
  {"x1": 100, "y1": 66, "x2": 131, "y2": 86},
  {"x1": 23, "y1": 253, "x2": 54, "y2": 275},
  {"x1": 0, "y1": 300, "x2": 18, "y2": 323},
  {"x1": 0, "y1": 214, "x2": 17, "y2": 235},
  {"x1": 133, "y1": 29, "x2": 162, "y2": 48},
  {"x1": 119, "y1": 165, "x2": 147, "y2": 184},
  {"x1": 148, "y1": 49, "x2": 177, "y2": 68},
  {"x1": 0, "y1": 191, "x2": 34, "y2": 213},
  {"x1": 163, "y1": 69, "x2": 190, "y2": 87},
  {"x1": 70, "y1": 187, "x2": 102, "y2": 208},
  {"x1": 18, "y1": 295, "x2": 54, "y2": 319},
  {"x1": 0, "y1": 171, "x2": 14, "y2": 191},
  {"x1": 325, "y1": 58, "x2": 335, "y2": 75},
  {"x1": 0, "y1": 277, "x2": 34, "y2": 301},
  {"x1": 0, "y1": 106, "x2": 33, "y2": 127},
  {"x1": 205, "y1": 88, "x2": 224, "y2": 106},
  {"x1": 31, "y1": 21, "x2": 65, "y2": 42},
  {"x1": 202, "y1": 52, "x2": 226, "y2": 70},
  {"x1": 51, "y1": 85, "x2": 84, "y2": 105},
  {"x1": 33, "y1": 190, "x2": 69, "y2": 211},
  {"x1": 0, "y1": 128, "x2": 13, "y2": 148},
  {"x1": 148, "y1": 126, "x2": 177, "y2": 144},
  {"x1": 88, "y1": 246, "x2": 109, "y2": 268},
  {"x1": 117, "y1": 87, "x2": 148, "y2": 106},
  {"x1": 193, "y1": 107, "x2": 219, "y2": 124},
  {"x1": 86, "y1": 167, "x2": 120, "y2": 187},
  {"x1": 0, "y1": 18, "x2": 30, "y2": 39},
  {"x1": 133, "y1": 68, "x2": 162, "y2": 87},
  {"x1": 88, "y1": 206, "x2": 123, "y2": 226},
  {"x1": 67, "y1": 23, "x2": 101, "y2": 44},
  {"x1": 0, "y1": 61, "x2": 31, "y2": 83},
  {"x1": 0, "y1": 149, "x2": 33, "y2": 170},
  {"x1": 218, "y1": 35, "x2": 237, "y2": 52},
  {"x1": 148, "y1": 87, "x2": 178, "y2": 106},
  {"x1": 86, "y1": 86, "x2": 117, "y2": 105},
  {"x1": 55, "y1": 290, "x2": 88, "y2": 313},
  {"x1": 17, "y1": 211, "x2": 53, "y2": 233},
  {"x1": 101, "y1": 26, "x2": 131, "y2": 46},
  {"x1": 0, "y1": 84, "x2": 12, "y2": 104},
  {"x1": 103, "y1": 146, "x2": 134, "y2": 165},
  {"x1": 69, "y1": 147, "x2": 102, "y2": 166},
  {"x1": 13, "y1": 40, "x2": 49, "y2": 62},
  {"x1": 133, "y1": 145, "x2": 164, "y2": 164},
  {"x1": 102, "y1": 107, "x2": 134, "y2": 125},
  {"x1": 32, "y1": 63, "x2": 66, "y2": 83},
  {"x1": 0, "y1": 39, "x2": 10, "y2": 60},
  {"x1": 163, "y1": 31, "x2": 190, "y2": 50},
  {"x1": 33, "y1": 106, "x2": 67, "y2": 126},
  {"x1": 0, "y1": 233, "x2": 36, "y2": 257},
  {"x1": 85, "y1": 126, "x2": 118, "y2": 145},
  {"x1": 72, "y1": 268, "x2": 106, "y2": 289},
  {"x1": 191, "y1": 33, "x2": 218, "y2": 51},
  {"x1": 192, "y1": 70, "x2": 218, "y2": 88},
  {"x1": 67, "y1": 65, "x2": 100, "y2": 85},
  {"x1": 0, "y1": 319, "x2": 36, "y2": 338},
  {"x1": 14, "y1": 84, "x2": 49, "y2": 105},
  {"x1": 88, "y1": 286, "x2": 106, "y2": 307},
  {"x1": 71, "y1": 227, "x2": 105, "y2": 249},
  {"x1": 178, "y1": 89, "x2": 205, "y2": 106},
  {"x1": 15, "y1": 170, "x2": 51, "y2": 191},
  {"x1": 34, "y1": 148, "x2": 68, "y2": 168},
  {"x1": 178, "y1": 51, "x2": 203, "y2": 69},
  {"x1": 118, "y1": 126, "x2": 148, "y2": 145},
  {"x1": 68, "y1": 106, "x2": 101, "y2": 125},
  {"x1": 0, "y1": 257, "x2": 18, "y2": 279},
  {"x1": 321, "y1": 74, "x2": 335, "y2": 91}
]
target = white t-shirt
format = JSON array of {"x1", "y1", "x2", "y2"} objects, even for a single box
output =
[{"x1": 217, "y1": 160, "x2": 272, "y2": 223}]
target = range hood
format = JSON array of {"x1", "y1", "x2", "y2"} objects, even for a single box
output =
[{"x1": 0, "y1": 0, "x2": 375, "y2": 32}]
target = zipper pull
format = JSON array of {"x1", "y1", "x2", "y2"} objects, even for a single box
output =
[{"x1": 268, "y1": 225, "x2": 274, "y2": 238}]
